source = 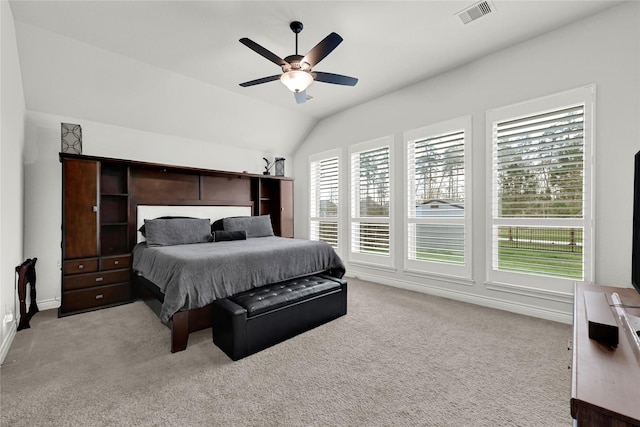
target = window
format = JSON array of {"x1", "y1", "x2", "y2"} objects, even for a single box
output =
[
  {"x1": 350, "y1": 137, "x2": 393, "y2": 267},
  {"x1": 487, "y1": 86, "x2": 594, "y2": 292},
  {"x1": 405, "y1": 116, "x2": 472, "y2": 278},
  {"x1": 310, "y1": 152, "x2": 340, "y2": 252}
]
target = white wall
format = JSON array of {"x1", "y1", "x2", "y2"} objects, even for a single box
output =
[
  {"x1": 23, "y1": 111, "x2": 289, "y2": 313},
  {"x1": 1, "y1": 0, "x2": 26, "y2": 362},
  {"x1": 14, "y1": 20, "x2": 314, "y2": 158},
  {"x1": 292, "y1": 2, "x2": 640, "y2": 323}
]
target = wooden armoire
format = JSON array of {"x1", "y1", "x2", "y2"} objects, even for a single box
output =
[{"x1": 61, "y1": 157, "x2": 132, "y2": 315}]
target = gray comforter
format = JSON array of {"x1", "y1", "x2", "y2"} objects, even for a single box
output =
[{"x1": 132, "y1": 236, "x2": 345, "y2": 324}]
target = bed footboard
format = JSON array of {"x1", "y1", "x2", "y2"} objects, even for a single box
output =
[
  {"x1": 170, "y1": 305, "x2": 215, "y2": 352},
  {"x1": 134, "y1": 273, "x2": 215, "y2": 352}
]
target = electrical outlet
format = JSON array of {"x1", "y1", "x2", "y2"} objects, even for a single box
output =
[{"x1": 4, "y1": 311, "x2": 14, "y2": 323}]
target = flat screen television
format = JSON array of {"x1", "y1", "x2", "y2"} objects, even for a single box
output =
[{"x1": 632, "y1": 150, "x2": 640, "y2": 293}]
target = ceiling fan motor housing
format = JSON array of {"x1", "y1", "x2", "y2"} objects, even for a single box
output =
[{"x1": 283, "y1": 55, "x2": 310, "y2": 72}]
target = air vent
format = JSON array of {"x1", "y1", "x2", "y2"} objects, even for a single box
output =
[{"x1": 456, "y1": 0, "x2": 495, "y2": 24}]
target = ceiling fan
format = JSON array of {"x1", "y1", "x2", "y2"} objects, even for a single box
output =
[{"x1": 239, "y1": 21, "x2": 358, "y2": 104}]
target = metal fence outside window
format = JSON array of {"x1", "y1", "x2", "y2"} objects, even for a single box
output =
[{"x1": 499, "y1": 227, "x2": 582, "y2": 253}]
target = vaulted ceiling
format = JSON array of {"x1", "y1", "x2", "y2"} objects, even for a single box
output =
[{"x1": 9, "y1": 0, "x2": 622, "y2": 156}]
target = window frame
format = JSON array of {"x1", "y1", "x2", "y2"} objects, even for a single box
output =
[
  {"x1": 486, "y1": 85, "x2": 595, "y2": 294},
  {"x1": 404, "y1": 116, "x2": 473, "y2": 279},
  {"x1": 309, "y1": 149, "x2": 343, "y2": 257},
  {"x1": 349, "y1": 136, "x2": 394, "y2": 269}
]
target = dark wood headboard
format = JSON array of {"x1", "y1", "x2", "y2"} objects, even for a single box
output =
[{"x1": 60, "y1": 153, "x2": 294, "y2": 253}]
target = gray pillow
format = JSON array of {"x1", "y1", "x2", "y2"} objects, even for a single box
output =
[
  {"x1": 139, "y1": 216, "x2": 195, "y2": 237},
  {"x1": 144, "y1": 218, "x2": 213, "y2": 247},
  {"x1": 222, "y1": 215, "x2": 274, "y2": 238}
]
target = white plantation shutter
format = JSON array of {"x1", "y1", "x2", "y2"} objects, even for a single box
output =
[
  {"x1": 408, "y1": 130, "x2": 465, "y2": 263},
  {"x1": 350, "y1": 138, "x2": 392, "y2": 266},
  {"x1": 405, "y1": 116, "x2": 472, "y2": 278},
  {"x1": 310, "y1": 156, "x2": 339, "y2": 251},
  {"x1": 488, "y1": 86, "x2": 594, "y2": 290},
  {"x1": 351, "y1": 222, "x2": 389, "y2": 254},
  {"x1": 310, "y1": 221, "x2": 338, "y2": 248},
  {"x1": 494, "y1": 106, "x2": 585, "y2": 220}
]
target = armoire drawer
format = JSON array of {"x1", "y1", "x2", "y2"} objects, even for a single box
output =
[
  {"x1": 61, "y1": 282, "x2": 131, "y2": 313},
  {"x1": 63, "y1": 269, "x2": 130, "y2": 291},
  {"x1": 63, "y1": 258, "x2": 99, "y2": 275},
  {"x1": 100, "y1": 254, "x2": 131, "y2": 271}
]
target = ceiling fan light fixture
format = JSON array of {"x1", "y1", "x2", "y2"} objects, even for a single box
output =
[{"x1": 280, "y1": 70, "x2": 314, "y2": 93}]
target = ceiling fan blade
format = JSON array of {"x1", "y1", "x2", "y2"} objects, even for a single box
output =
[
  {"x1": 239, "y1": 75, "x2": 281, "y2": 87},
  {"x1": 294, "y1": 90, "x2": 307, "y2": 104},
  {"x1": 302, "y1": 32, "x2": 343, "y2": 68},
  {"x1": 313, "y1": 72, "x2": 358, "y2": 86},
  {"x1": 239, "y1": 38, "x2": 287, "y2": 67}
]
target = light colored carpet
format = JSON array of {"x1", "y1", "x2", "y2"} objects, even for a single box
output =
[{"x1": 1, "y1": 278, "x2": 572, "y2": 426}]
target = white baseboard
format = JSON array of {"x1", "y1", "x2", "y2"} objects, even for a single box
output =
[
  {"x1": 36, "y1": 298, "x2": 60, "y2": 312},
  {"x1": 0, "y1": 322, "x2": 17, "y2": 365},
  {"x1": 345, "y1": 271, "x2": 573, "y2": 324},
  {"x1": 0, "y1": 298, "x2": 59, "y2": 365}
]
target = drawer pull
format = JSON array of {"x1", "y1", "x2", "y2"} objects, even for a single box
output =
[
  {"x1": 95, "y1": 294, "x2": 104, "y2": 300},
  {"x1": 114, "y1": 260, "x2": 119, "y2": 265},
  {"x1": 95, "y1": 277, "x2": 104, "y2": 282},
  {"x1": 78, "y1": 264, "x2": 84, "y2": 269}
]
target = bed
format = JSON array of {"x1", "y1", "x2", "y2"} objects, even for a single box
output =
[{"x1": 132, "y1": 205, "x2": 346, "y2": 352}]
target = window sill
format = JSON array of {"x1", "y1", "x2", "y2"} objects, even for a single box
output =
[
  {"x1": 348, "y1": 260, "x2": 397, "y2": 273},
  {"x1": 484, "y1": 280, "x2": 574, "y2": 305},
  {"x1": 404, "y1": 268, "x2": 474, "y2": 287}
]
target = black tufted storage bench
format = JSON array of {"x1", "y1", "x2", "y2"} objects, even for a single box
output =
[{"x1": 212, "y1": 274, "x2": 347, "y2": 360}]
